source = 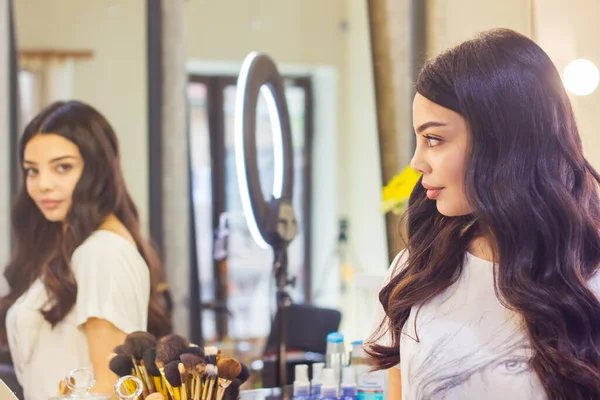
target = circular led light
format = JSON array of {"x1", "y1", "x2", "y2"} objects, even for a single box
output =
[
  {"x1": 563, "y1": 59, "x2": 599, "y2": 96},
  {"x1": 234, "y1": 52, "x2": 294, "y2": 249}
]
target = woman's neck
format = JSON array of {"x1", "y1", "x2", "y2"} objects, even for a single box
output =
[{"x1": 468, "y1": 235, "x2": 496, "y2": 263}]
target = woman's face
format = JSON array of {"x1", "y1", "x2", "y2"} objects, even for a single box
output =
[
  {"x1": 23, "y1": 134, "x2": 84, "y2": 222},
  {"x1": 410, "y1": 93, "x2": 472, "y2": 217}
]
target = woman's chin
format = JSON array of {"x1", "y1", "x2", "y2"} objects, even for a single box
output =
[{"x1": 39, "y1": 209, "x2": 67, "y2": 222}]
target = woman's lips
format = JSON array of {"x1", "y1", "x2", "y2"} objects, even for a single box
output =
[
  {"x1": 426, "y1": 188, "x2": 443, "y2": 199},
  {"x1": 422, "y1": 183, "x2": 444, "y2": 200},
  {"x1": 39, "y1": 199, "x2": 62, "y2": 210}
]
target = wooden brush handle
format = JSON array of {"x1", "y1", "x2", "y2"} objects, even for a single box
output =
[
  {"x1": 215, "y1": 386, "x2": 226, "y2": 400},
  {"x1": 141, "y1": 366, "x2": 155, "y2": 392},
  {"x1": 180, "y1": 382, "x2": 188, "y2": 400},
  {"x1": 153, "y1": 377, "x2": 167, "y2": 399},
  {"x1": 173, "y1": 386, "x2": 181, "y2": 400},
  {"x1": 194, "y1": 375, "x2": 202, "y2": 400},
  {"x1": 206, "y1": 378, "x2": 216, "y2": 400},
  {"x1": 158, "y1": 367, "x2": 176, "y2": 400}
]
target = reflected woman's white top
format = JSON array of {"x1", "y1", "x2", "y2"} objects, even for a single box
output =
[{"x1": 6, "y1": 230, "x2": 150, "y2": 400}]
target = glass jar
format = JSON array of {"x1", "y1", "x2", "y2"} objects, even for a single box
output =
[{"x1": 48, "y1": 368, "x2": 142, "y2": 400}]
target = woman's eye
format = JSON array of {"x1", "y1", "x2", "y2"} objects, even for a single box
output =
[
  {"x1": 425, "y1": 136, "x2": 442, "y2": 147},
  {"x1": 24, "y1": 168, "x2": 38, "y2": 177},
  {"x1": 56, "y1": 164, "x2": 73, "y2": 173}
]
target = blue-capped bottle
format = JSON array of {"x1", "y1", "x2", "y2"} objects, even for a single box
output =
[
  {"x1": 319, "y1": 368, "x2": 339, "y2": 400},
  {"x1": 340, "y1": 367, "x2": 358, "y2": 400},
  {"x1": 325, "y1": 332, "x2": 347, "y2": 388},
  {"x1": 310, "y1": 362, "x2": 325, "y2": 400},
  {"x1": 293, "y1": 364, "x2": 311, "y2": 400}
]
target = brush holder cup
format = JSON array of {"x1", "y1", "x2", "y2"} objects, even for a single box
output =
[{"x1": 48, "y1": 368, "x2": 111, "y2": 399}]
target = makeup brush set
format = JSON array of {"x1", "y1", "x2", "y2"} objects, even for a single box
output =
[{"x1": 109, "y1": 332, "x2": 250, "y2": 400}]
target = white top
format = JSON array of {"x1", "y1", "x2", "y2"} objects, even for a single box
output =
[
  {"x1": 375, "y1": 250, "x2": 600, "y2": 400},
  {"x1": 6, "y1": 230, "x2": 150, "y2": 400}
]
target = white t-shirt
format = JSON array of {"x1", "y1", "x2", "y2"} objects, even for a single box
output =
[
  {"x1": 375, "y1": 250, "x2": 600, "y2": 400},
  {"x1": 6, "y1": 230, "x2": 151, "y2": 400}
]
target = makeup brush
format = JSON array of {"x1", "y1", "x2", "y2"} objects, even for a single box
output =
[
  {"x1": 123, "y1": 331, "x2": 157, "y2": 392},
  {"x1": 237, "y1": 363, "x2": 250, "y2": 384},
  {"x1": 208, "y1": 365, "x2": 219, "y2": 400},
  {"x1": 109, "y1": 357, "x2": 138, "y2": 396},
  {"x1": 178, "y1": 346, "x2": 205, "y2": 359},
  {"x1": 124, "y1": 331, "x2": 157, "y2": 360},
  {"x1": 156, "y1": 335, "x2": 188, "y2": 400},
  {"x1": 194, "y1": 362, "x2": 207, "y2": 400},
  {"x1": 202, "y1": 346, "x2": 218, "y2": 400},
  {"x1": 157, "y1": 334, "x2": 190, "y2": 364},
  {"x1": 203, "y1": 347, "x2": 218, "y2": 366},
  {"x1": 108, "y1": 352, "x2": 139, "y2": 398},
  {"x1": 113, "y1": 344, "x2": 126, "y2": 355},
  {"x1": 223, "y1": 379, "x2": 242, "y2": 400},
  {"x1": 180, "y1": 354, "x2": 203, "y2": 398},
  {"x1": 215, "y1": 358, "x2": 242, "y2": 400},
  {"x1": 140, "y1": 359, "x2": 156, "y2": 393},
  {"x1": 164, "y1": 360, "x2": 182, "y2": 400},
  {"x1": 201, "y1": 364, "x2": 217, "y2": 400},
  {"x1": 145, "y1": 393, "x2": 165, "y2": 400},
  {"x1": 144, "y1": 348, "x2": 167, "y2": 398},
  {"x1": 109, "y1": 354, "x2": 135, "y2": 377},
  {"x1": 178, "y1": 363, "x2": 188, "y2": 400},
  {"x1": 164, "y1": 360, "x2": 182, "y2": 386},
  {"x1": 180, "y1": 354, "x2": 203, "y2": 371}
]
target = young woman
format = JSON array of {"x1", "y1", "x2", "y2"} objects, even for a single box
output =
[
  {"x1": 0, "y1": 101, "x2": 171, "y2": 400},
  {"x1": 366, "y1": 29, "x2": 600, "y2": 399}
]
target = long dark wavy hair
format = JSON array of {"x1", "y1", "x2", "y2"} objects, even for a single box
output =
[
  {"x1": 0, "y1": 100, "x2": 171, "y2": 339},
  {"x1": 366, "y1": 28, "x2": 600, "y2": 398}
]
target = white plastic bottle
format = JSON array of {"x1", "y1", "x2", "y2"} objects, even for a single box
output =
[
  {"x1": 293, "y1": 364, "x2": 311, "y2": 400},
  {"x1": 319, "y1": 368, "x2": 339, "y2": 400},
  {"x1": 310, "y1": 362, "x2": 325, "y2": 400},
  {"x1": 340, "y1": 367, "x2": 358, "y2": 400}
]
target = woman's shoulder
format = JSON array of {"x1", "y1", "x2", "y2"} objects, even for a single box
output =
[
  {"x1": 71, "y1": 230, "x2": 147, "y2": 271},
  {"x1": 74, "y1": 230, "x2": 138, "y2": 254}
]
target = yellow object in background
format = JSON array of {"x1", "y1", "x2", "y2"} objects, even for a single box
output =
[{"x1": 381, "y1": 166, "x2": 422, "y2": 215}]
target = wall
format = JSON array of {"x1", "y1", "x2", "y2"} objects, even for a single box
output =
[
  {"x1": 184, "y1": 0, "x2": 346, "y2": 66},
  {"x1": 533, "y1": 0, "x2": 600, "y2": 170},
  {"x1": 14, "y1": 0, "x2": 149, "y2": 231},
  {"x1": 426, "y1": 0, "x2": 600, "y2": 171},
  {"x1": 427, "y1": 0, "x2": 533, "y2": 55}
]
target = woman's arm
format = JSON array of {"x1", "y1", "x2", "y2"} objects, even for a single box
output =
[
  {"x1": 388, "y1": 367, "x2": 402, "y2": 400},
  {"x1": 84, "y1": 317, "x2": 126, "y2": 399}
]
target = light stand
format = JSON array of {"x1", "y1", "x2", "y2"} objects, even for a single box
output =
[{"x1": 234, "y1": 52, "x2": 298, "y2": 391}]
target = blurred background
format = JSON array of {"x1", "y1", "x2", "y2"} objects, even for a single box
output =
[{"x1": 1, "y1": 0, "x2": 599, "y2": 390}]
